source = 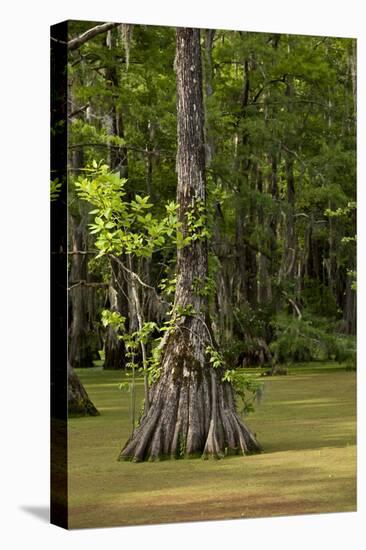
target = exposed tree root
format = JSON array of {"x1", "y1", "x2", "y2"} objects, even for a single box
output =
[
  {"x1": 118, "y1": 356, "x2": 260, "y2": 462},
  {"x1": 68, "y1": 362, "x2": 100, "y2": 417}
]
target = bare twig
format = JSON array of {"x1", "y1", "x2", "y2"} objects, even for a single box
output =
[
  {"x1": 67, "y1": 250, "x2": 98, "y2": 255},
  {"x1": 68, "y1": 104, "x2": 90, "y2": 119},
  {"x1": 110, "y1": 255, "x2": 156, "y2": 292},
  {"x1": 110, "y1": 254, "x2": 169, "y2": 307},
  {"x1": 288, "y1": 297, "x2": 302, "y2": 320},
  {"x1": 109, "y1": 258, "x2": 132, "y2": 306},
  {"x1": 68, "y1": 142, "x2": 175, "y2": 158},
  {"x1": 67, "y1": 280, "x2": 108, "y2": 291}
]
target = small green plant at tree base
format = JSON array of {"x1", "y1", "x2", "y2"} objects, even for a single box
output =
[
  {"x1": 206, "y1": 346, "x2": 225, "y2": 369},
  {"x1": 221, "y1": 369, "x2": 263, "y2": 415},
  {"x1": 206, "y1": 346, "x2": 263, "y2": 415},
  {"x1": 101, "y1": 306, "x2": 171, "y2": 421},
  {"x1": 101, "y1": 309, "x2": 160, "y2": 428}
]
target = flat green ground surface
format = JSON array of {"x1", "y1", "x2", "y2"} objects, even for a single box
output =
[{"x1": 68, "y1": 363, "x2": 356, "y2": 528}]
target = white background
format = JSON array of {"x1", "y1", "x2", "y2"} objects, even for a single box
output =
[{"x1": 0, "y1": 1, "x2": 365, "y2": 548}]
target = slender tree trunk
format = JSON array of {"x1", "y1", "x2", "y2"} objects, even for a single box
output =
[
  {"x1": 284, "y1": 156, "x2": 296, "y2": 280},
  {"x1": 103, "y1": 30, "x2": 129, "y2": 369},
  {"x1": 103, "y1": 259, "x2": 128, "y2": 370},
  {"x1": 119, "y1": 28, "x2": 260, "y2": 462},
  {"x1": 234, "y1": 60, "x2": 253, "y2": 307},
  {"x1": 256, "y1": 165, "x2": 270, "y2": 304},
  {"x1": 343, "y1": 273, "x2": 356, "y2": 335},
  {"x1": 278, "y1": 80, "x2": 297, "y2": 286},
  {"x1": 127, "y1": 255, "x2": 150, "y2": 413},
  {"x1": 268, "y1": 154, "x2": 279, "y2": 307}
]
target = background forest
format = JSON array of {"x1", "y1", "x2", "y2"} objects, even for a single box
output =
[{"x1": 66, "y1": 23, "x2": 356, "y2": 408}]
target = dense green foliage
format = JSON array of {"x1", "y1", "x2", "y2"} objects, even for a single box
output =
[{"x1": 67, "y1": 23, "x2": 356, "y2": 386}]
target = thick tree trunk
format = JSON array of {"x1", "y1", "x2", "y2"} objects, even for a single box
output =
[
  {"x1": 67, "y1": 74, "x2": 99, "y2": 417},
  {"x1": 68, "y1": 214, "x2": 100, "y2": 368},
  {"x1": 119, "y1": 28, "x2": 260, "y2": 462},
  {"x1": 68, "y1": 363, "x2": 99, "y2": 416},
  {"x1": 68, "y1": 85, "x2": 101, "y2": 369}
]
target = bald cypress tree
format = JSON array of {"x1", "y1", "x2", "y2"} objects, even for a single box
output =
[{"x1": 119, "y1": 28, "x2": 260, "y2": 461}]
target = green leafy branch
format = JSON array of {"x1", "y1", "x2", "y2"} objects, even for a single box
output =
[{"x1": 75, "y1": 162, "x2": 180, "y2": 259}]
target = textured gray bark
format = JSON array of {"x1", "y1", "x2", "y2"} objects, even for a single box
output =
[
  {"x1": 119, "y1": 28, "x2": 260, "y2": 462},
  {"x1": 69, "y1": 214, "x2": 100, "y2": 368}
]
